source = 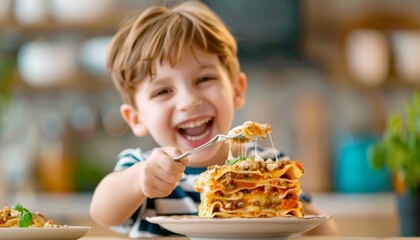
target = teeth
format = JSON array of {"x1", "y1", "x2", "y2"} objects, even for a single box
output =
[
  {"x1": 178, "y1": 117, "x2": 211, "y2": 129},
  {"x1": 185, "y1": 129, "x2": 209, "y2": 141}
]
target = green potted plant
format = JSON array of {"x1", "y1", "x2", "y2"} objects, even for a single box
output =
[{"x1": 369, "y1": 91, "x2": 420, "y2": 236}]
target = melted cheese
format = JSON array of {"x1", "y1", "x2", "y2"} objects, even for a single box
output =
[{"x1": 228, "y1": 121, "x2": 272, "y2": 143}]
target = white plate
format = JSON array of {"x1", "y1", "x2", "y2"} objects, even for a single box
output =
[
  {"x1": 147, "y1": 215, "x2": 331, "y2": 240},
  {"x1": 0, "y1": 226, "x2": 90, "y2": 240}
]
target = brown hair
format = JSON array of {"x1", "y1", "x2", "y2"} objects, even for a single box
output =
[{"x1": 107, "y1": 1, "x2": 240, "y2": 107}]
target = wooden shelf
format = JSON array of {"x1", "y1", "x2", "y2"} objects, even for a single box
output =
[
  {"x1": 0, "y1": 12, "x2": 127, "y2": 33},
  {"x1": 0, "y1": 23, "x2": 119, "y2": 38},
  {"x1": 10, "y1": 69, "x2": 114, "y2": 92}
]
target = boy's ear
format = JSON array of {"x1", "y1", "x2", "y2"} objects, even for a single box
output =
[
  {"x1": 233, "y1": 72, "x2": 247, "y2": 109},
  {"x1": 120, "y1": 103, "x2": 149, "y2": 137}
]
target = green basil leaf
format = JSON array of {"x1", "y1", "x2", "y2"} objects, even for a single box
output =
[
  {"x1": 18, "y1": 211, "x2": 32, "y2": 228},
  {"x1": 12, "y1": 203, "x2": 33, "y2": 228},
  {"x1": 225, "y1": 156, "x2": 246, "y2": 165},
  {"x1": 11, "y1": 203, "x2": 24, "y2": 213}
]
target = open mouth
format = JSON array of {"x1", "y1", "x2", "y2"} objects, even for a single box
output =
[{"x1": 177, "y1": 117, "x2": 212, "y2": 142}]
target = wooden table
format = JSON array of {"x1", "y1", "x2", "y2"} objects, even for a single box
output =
[
  {"x1": 81, "y1": 237, "x2": 420, "y2": 240},
  {"x1": 82, "y1": 238, "x2": 185, "y2": 240}
]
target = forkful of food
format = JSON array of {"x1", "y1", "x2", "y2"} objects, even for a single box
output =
[{"x1": 173, "y1": 121, "x2": 271, "y2": 161}]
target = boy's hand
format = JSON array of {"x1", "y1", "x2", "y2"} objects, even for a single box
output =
[{"x1": 140, "y1": 147, "x2": 189, "y2": 198}]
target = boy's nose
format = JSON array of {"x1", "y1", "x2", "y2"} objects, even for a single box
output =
[{"x1": 176, "y1": 91, "x2": 202, "y2": 112}]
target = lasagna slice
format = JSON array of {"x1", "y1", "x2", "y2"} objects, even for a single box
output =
[
  {"x1": 228, "y1": 121, "x2": 271, "y2": 143},
  {"x1": 194, "y1": 158, "x2": 305, "y2": 218}
]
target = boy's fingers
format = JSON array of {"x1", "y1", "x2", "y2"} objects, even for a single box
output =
[
  {"x1": 177, "y1": 157, "x2": 189, "y2": 166},
  {"x1": 160, "y1": 146, "x2": 182, "y2": 157},
  {"x1": 158, "y1": 147, "x2": 189, "y2": 169},
  {"x1": 168, "y1": 148, "x2": 190, "y2": 166},
  {"x1": 142, "y1": 172, "x2": 177, "y2": 197}
]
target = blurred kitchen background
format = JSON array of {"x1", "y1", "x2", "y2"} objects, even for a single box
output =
[{"x1": 0, "y1": 0, "x2": 419, "y2": 237}]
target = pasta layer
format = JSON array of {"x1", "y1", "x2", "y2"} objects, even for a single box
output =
[{"x1": 195, "y1": 158, "x2": 305, "y2": 218}]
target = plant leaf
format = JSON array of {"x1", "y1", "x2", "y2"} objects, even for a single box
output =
[
  {"x1": 11, "y1": 203, "x2": 33, "y2": 228},
  {"x1": 368, "y1": 91, "x2": 420, "y2": 193},
  {"x1": 11, "y1": 203, "x2": 24, "y2": 213},
  {"x1": 18, "y1": 211, "x2": 32, "y2": 228},
  {"x1": 368, "y1": 143, "x2": 385, "y2": 169},
  {"x1": 225, "y1": 156, "x2": 246, "y2": 165}
]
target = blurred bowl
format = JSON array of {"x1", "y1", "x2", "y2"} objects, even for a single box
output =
[
  {"x1": 14, "y1": 0, "x2": 48, "y2": 24},
  {"x1": 391, "y1": 30, "x2": 420, "y2": 85},
  {"x1": 17, "y1": 40, "x2": 77, "y2": 87},
  {"x1": 79, "y1": 36, "x2": 112, "y2": 77},
  {"x1": 345, "y1": 29, "x2": 389, "y2": 87},
  {"x1": 50, "y1": 0, "x2": 114, "y2": 24}
]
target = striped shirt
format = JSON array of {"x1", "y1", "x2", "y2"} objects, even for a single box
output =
[{"x1": 110, "y1": 142, "x2": 290, "y2": 238}]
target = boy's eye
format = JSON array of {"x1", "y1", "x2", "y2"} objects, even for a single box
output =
[
  {"x1": 196, "y1": 76, "x2": 216, "y2": 85},
  {"x1": 152, "y1": 88, "x2": 172, "y2": 98}
]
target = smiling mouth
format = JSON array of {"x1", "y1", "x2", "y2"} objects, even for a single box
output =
[{"x1": 178, "y1": 117, "x2": 212, "y2": 142}]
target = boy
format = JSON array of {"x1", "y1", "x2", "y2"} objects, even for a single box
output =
[{"x1": 90, "y1": 1, "x2": 338, "y2": 237}]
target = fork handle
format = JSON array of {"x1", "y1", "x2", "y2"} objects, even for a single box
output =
[
  {"x1": 173, "y1": 152, "x2": 190, "y2": 161},
  {"x1": 172, "y1": 132, "x2": 244, "y2": 161}
]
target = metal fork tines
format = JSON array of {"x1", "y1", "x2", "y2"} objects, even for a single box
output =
[{"x1": 173, "y1": 132, "x2": 246, "y2": 161}]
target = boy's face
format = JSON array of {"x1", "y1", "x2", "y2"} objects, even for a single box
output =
[{"x1": 121, "y1": 47, "x2": 247, "y2": 167}]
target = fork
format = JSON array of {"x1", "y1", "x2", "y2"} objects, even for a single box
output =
[{"x1": 173, "y1": 132, "x2": 246, "y2": 161}]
